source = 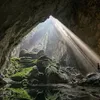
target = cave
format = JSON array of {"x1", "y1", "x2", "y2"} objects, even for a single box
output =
[{"x1": 0, "y1": 0, "x2": 100, "y2": 100}]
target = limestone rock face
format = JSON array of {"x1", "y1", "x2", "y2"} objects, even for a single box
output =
[
  {"x1": 70, "y1": 0, "x2": 100, "y2": 55},
  {"x1": 0, "y1": 0, "x2": 100, "y2": 70}
]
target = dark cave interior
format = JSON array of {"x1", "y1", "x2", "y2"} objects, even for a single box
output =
[{"x1": 0, "y1": 0, "x2": 100, "y2": 100}]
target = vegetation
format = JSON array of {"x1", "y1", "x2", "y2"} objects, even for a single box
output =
[
  {"x1": 11, "y1": 67, "x2": 33, "y2": 78},
  {"x1": 8, "y1": 88, "x2": 32, "y2": 100},
  {"x1": 1, "y1": 51, "x2": 69, "y2": 100}
]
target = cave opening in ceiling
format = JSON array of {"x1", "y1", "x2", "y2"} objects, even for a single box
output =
[{"x1": 1, "y1": 16, "x2": 100, "y2": 100}]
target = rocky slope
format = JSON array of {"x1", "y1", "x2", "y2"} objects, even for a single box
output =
[{"x1": 0, "y1": 51, "x2": 100, "y2": 100}]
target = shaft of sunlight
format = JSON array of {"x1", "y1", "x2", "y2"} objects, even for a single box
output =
[{"x1": 50, "y1": 15, "x2": 100, "y2": 74}]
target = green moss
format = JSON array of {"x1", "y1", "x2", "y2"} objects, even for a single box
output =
[
  {"x1": 10, "y1": 57, "x2": 21, "y2": 68},
  {"x1": 9, "y1": 88, "x2": 32, "y2": 100},
  {"x1": 11, "y1": 67, "x2": 33, "y2": 78},
  {"x1": 11, "y1": 57, "x2": 20, "y2": 62}
]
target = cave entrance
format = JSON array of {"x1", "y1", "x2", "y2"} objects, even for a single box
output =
[
  {"x1": 4, "y1": 15, "x2": 99, "y2": 84},
  {"x1": 3, "y1": 15, "x2": 100, "y2": 80},
  {"x1": 1, "y1": 15, "x2": 100, "y2": 100},
  {"x1": 10, "y1": 16, "x2": 99, "y2": 75}
]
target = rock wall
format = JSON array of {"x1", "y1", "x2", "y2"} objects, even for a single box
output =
[
  {"x1": 0, "y1": 0, "x2": 100, "y2": 70},
  {"x1": 70, "y1": 0, "x2": 100, "y2": 54}
]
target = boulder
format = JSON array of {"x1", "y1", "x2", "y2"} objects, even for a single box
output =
[
  {"x1": 78, "y1": 73, "x2": 100, "y2": 86},
  {"x1": 45, "y1": 66, "x2": 69, "y2": 83},
  {"x1": 28, "y1": 66, "x2": 39, "y2": 79},
  {"x1": 37, "y1": 55, "x2": 59, "y2": 73},
  {"x1": 19, "y1": 49, "x2": 28, "y2": 57},
  {"x1": 19, "y1": 49, "x2": 37, "y2": 59},
  {"x1": 11, "y1": 67, "x2": 33, "y2": 81},
  {"x1": 36, "y1": 56, "x2": 51, "y2": 73},
  {"x1": 20, "y1": 57, "x2": 37, "y2": 67},
  {"x1": 24, "y1": 53, "x2": 37, "y2": 59}
]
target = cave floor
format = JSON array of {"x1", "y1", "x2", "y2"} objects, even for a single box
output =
[
  {"x1": 1, "y1": 52, "x2": 100, "y2": 100},
  {"x1": 0, "y1": 84, "x2": 100, "y2": 100}
]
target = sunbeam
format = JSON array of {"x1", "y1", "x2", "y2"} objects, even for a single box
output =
[{"x1": 50, "y1": 16, "x2": 100, "y2": 75}]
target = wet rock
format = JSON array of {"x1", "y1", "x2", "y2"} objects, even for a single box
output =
[
  {"x1": 78, "y1": 73, "x2": 100, "y2": 86},
  {"x1": 19, "y1": 49, "x2": 37, "y2": 59},
  {"x1": 45, "y1": 66, "x2": 68, "y2": 83}
]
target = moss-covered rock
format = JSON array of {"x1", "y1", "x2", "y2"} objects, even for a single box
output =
[
  {"x1": 11, "y1": 67, "x2": 33, "y2": 81},
  {"x1": 8, "y1": 88, "x2": 32, "y2": 100},
  {"x1": 6, "y1": 54, "x2": 69, "y2": 85},
  {"x1": 37, "y1": 56, "x2": 58, "y2": 73},
  {"x1": 28, "y1": 66, "x2": 39, "y2": 78},
  {"x1": 45, "y1": 66, "x2": 68, "y2": 83},
  {"x1": 3, "y1": 57, "x2": 21, "y2": 78}
]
